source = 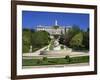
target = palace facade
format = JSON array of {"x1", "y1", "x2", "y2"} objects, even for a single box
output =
[{"x1": 36, "y1": 20, "x2": 71, "y2": 35}]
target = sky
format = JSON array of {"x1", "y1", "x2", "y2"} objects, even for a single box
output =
[{"x1": 22, "y1": 11, "x2": 89, "y2": 30}]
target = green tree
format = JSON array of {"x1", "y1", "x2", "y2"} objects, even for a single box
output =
[
  {"x1": 83, "y1": 28, "x2": 89, "y2": 50},
  {"x1": 22, "y1": 29, "x2": 31, "y2": 53},
  {"x1": 65, "y1": 55, "x2": 71, "y2": 63},
  {"x1": 64, "y1": 25, "x2": 82, "y2": 47},
  {"x1": 43, "y1": 57, "x2": 48, "y2": 61},
  {"x1": 32, "y1": 31, "x2": 50, "y2": 50},
  {"x1": 59, "y1": 34, "x2": 65, "y2": 45},
  {"x1": 69, "y1": 32, "x2": 83, "y2": 49}
]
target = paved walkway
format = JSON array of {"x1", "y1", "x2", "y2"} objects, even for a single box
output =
[
  {"x1": 23, "y1": 44, "x2": 89, "y2": 59},
  {"x1": 23, "y1": 46, "x2": 48, "y2": 56},
  {"x1": 23, "y1": 51, "x2": 89, "y2": 59},
  {"x1": 69, "y1": 51, "x2": 89, "y2": 57}
]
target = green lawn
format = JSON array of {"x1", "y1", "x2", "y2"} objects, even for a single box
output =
[{"x1": 22, "y1": 56, "x2": 89, "y2": 66}]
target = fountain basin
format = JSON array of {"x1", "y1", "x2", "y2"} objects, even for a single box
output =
[{"x1": 40, "y1": 48, "x2": 72, "y2": 56}]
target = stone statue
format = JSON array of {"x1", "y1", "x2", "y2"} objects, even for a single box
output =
[
  {"x1": 29, "y1": 45, "x2": 32, "y2": 53},
  {"x1": 54, "y1": 39, "x2": 59, "y2": 47}
]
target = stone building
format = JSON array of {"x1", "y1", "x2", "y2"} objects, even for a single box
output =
[{"x1": 36, "y1": 20, "x2": 71, "y2": 35}]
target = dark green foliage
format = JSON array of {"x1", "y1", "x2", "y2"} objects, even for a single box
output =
[
  {"x1": 54, "y1": 35, "x2": 59, "y2": 39},
  {"x1": 70, "y1": 56, "x2": 89, "y2": 63},
  {"x1": 37, "y1": 59, "x2": 42, "y2": 64},
  {"x1": 32, "y1": 31, "x2": 50, "y2": 48},
  {"x1": 65, "y1": 55, "x2": 70, "y2": 59},
  {"x1": 83, "y1": 28, "x2": 89, "y2": 50},
  {"x1": 59, "y1": 25, "x2": 81, "y2": 46},
  {"x1": 65, "y1": 25, "x2": 81, "y2": 46},
  {"x1": 31, "y1": 31, "x2": 50, "y2": 52},
  {"x1": 70, "y1": 32, "x2": 83, "y2": 49},
  {"x1": 59, "y1": 35, "x2": 65, "y2": 45},
  {"x1": 65, "y1": 55, "x2": 71, "y2": 63},
  {"x1": 60, "y1": 45, "x2": 64, "y2": 49},
  {"x1": 22, "y1": 29, "x2": 50, "y2": 53},
  {"x1": 43, "y1": 57, "x2": 48, "y2": 61},
  {"x1": 22, "y1": 29, "x2": 31, "y2": 53},
  {"x1": 22, "y1": 56, "x2": 89, "y2": 66},
  {"x1": 23, "y1": 29, "x2": 31, "y2": 45},
  {"x1": 30, "y1": 29, "x2": 35, "y2": 33},
  {"x1": 59, "y1": 25, "x2": 89, "y2": 50},
  {"x1": 22, "y1": 44, "x2": 30, "y2": 53}
]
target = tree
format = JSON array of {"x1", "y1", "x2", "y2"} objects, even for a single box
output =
[
  {"x1": 59, "y1": 34, "x2": 65, "y2": 45},
  {"x1": 65, "y1": 55, "x2": 70, "y2": 59},
  {"x1": 32, "y1": 31, "x2": 50, "y2": 48},
  {"x1": 22, "y1": 29, "x2": 31, "y2": 53},
  {"x1": 59, "y1": 25, "x2": 81, "y2": 46},
  {"x1": 83, "y1": 28, "x2": 89, "y2": 50},
  {"x1": 43, "y1": 57, "x2": 48, "y2": 61},
  {"x1": 65, "y1": 55, "x2": 71, "y2": 63},
  {"x1": 69, "y1": 32, "x2": 83, "y2": 49}
]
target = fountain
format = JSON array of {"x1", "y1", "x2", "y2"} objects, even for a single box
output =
[
  {"x1": 39, "y1": 20, "x2": 72, "y2": 56},
  {"x1": 40, "y1": 37, "x2": 72, "y2": 56}
]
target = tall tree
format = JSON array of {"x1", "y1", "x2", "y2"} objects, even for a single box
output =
[
  {"x1": 32, "y1": 31, "x2": 50, "y2": 48},
  {"x1": 65, "y1": 25, "x2": 81, "y2": 46},
  {"x1": 59, "y1": 34, "x2": 65, "y2": 45},
  {"x1": 83, "y1": 28, "x2": 89, "y2": 50},
  {"x1": 22, "y1": 29, "x2": 31, "y2": 53},
  {"x1": 69, "y1": 32, "x2": 83, "y2": 49}
]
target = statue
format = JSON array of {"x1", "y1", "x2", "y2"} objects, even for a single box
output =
[
  {"x1": 54, "y1": 39, "x2": 59, "y2": 47},
  {"x1": 29, "y1": 45, "x2": 32, "y2": 53}
]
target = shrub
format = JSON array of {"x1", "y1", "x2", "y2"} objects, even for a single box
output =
[
  {"x1": 65, "y1": 55, "x2": 70, "y2": 59},
  {"x1": 37, "y1": 59, "x2": 42, "y2": 64},
  {"x1": 60, "y1": 45, "x2": 64, "y2": 49},
  {"x1": 43, "y1": 57, "x2": 48, "y2": 61},
  {"x1": 65, "y1": 55, "x2": 71, "y2": 63}
]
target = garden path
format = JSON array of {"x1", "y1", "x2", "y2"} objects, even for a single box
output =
[{"x1": 23, "y1": 46, "x2": 48, "y2": 56}]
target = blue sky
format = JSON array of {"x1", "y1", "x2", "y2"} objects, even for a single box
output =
[{"x1": 22, "y1": 11, "x2": 89, "y2": 30}]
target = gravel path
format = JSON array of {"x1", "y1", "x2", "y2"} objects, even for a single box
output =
[
  {"x1": 23, "y1": 51, "x2": 89, "y2": 59},
  {"x1": 23, "y1": 46, "x2": 48, "y2": 56}
]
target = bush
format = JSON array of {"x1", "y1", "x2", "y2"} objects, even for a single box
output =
[
  {"x1": 65, "y1": 55, "x2": 70, "y2": 59},
  {"x1": 60, "y1": 45, "x2": 64, "y2": 49},
  {"x1": 65, "y1": 55, "x2": 71, "y2": 63},
  {"x1": 37, "y1": 59, "x2": 42, "y2": 64},
  {"x1": 43, "y1": 57, "x2": 48, "y2": 61}
]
